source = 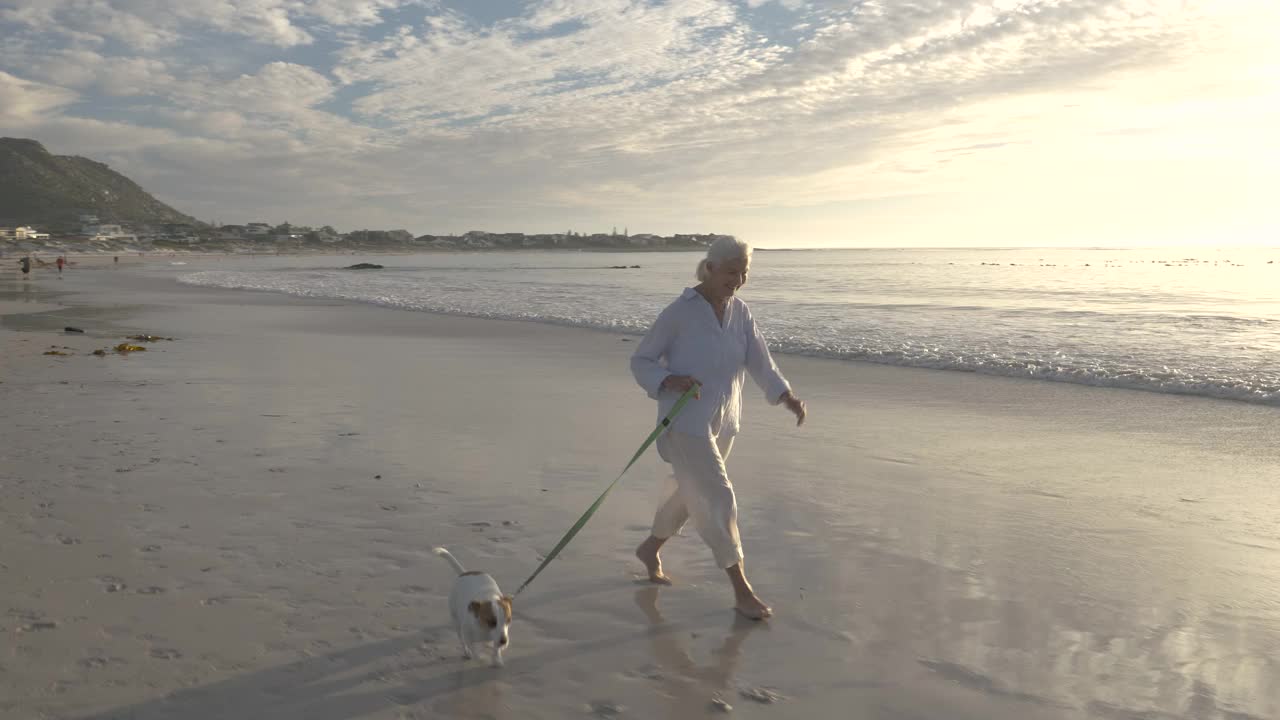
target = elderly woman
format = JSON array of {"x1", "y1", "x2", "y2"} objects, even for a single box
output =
[{"x1": 630, "y1": 237, "x2": 806, "y2": 619}]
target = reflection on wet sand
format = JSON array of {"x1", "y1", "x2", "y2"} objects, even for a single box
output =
[{"x1": 634, "y1": 586, "x2": 768, "y2": 714}]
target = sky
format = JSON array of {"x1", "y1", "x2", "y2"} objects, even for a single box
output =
[{"x1": 1, "y1": 0, "x2": 1276, "y2": 248}]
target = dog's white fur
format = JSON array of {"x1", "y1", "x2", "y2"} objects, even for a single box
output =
[{"x1": 432, "y1": 547, "x2": 513, "y2": 667}]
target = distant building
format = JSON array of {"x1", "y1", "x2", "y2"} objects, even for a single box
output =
[
  {"x1": 87, "y1": 224, "x2": 138, "y2": 243},
  {"x1": 218, "y1": 225, "x2": 247, "y2": 240},
  {"x1": 0, "y1": 226, "x2": 47, "y2": 240},
  {"x1": 85, "y1": 224, "x2": 125, "y2": 237}
]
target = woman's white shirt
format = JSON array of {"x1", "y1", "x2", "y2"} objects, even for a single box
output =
[{"x1": 631, "y1": 287, "x2": 791, "y2": 437}]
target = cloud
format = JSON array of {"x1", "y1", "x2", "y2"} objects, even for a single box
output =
[
  {"x1": 0, "y1": 0, "x2": 1270, "y2": 243},
  {"x1": 305, "y1": 0, "x2": 435, "y2": 26},
  {"x1": 0, "y1": 71, "x2": 79, "y2": 126},
  {"x1": 337, "y1": 1, "x2": 779, "y2": 133},
  {"x1": 746, "y1": 0, "x2": 805, "y2": 9},
  {"x1": 0, "y1": 0, "x2": 430, "y2": 50},
  {"x1": 219, "y1": 62, "x2": 336, "y2": 113},
  {"x1": 21, "y1": 50, "x2": 174, "y2": 97}
]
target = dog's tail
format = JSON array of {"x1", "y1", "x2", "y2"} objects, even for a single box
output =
[{"x1": 432, "y1": 547, "x2": 467, "y2": 575}]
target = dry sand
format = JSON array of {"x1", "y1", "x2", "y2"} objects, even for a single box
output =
[{"x1": 2, "y1": 260, "x2": 1278, "y2": 719}]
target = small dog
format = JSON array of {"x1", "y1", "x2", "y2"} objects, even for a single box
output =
[{"x1": 432, "y1": 547, "x2": 513, "y2": 667}]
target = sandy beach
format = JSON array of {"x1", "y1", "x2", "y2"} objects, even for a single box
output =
[{"x1": 3, "y1": 259, "x2": 1278, "y2": 720}]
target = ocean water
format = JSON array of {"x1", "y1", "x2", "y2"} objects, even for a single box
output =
[{"x1": 177, "y1": 247, "x2": 1280, "y2": 406}]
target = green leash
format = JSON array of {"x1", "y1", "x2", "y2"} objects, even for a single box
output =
[{"x1": 514, "y1": 384, "x2": 698, "y2": 597}]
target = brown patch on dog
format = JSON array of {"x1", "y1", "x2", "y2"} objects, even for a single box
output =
[
  {"x1": 469, "y1": 600, "x2": 499, "y2": 628},
  {"x1": 498, "y1": 595, "x2": 513, "y2": 622}
]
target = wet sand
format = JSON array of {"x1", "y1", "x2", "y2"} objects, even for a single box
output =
[{"x1": 2, "y1": 262, "x2": 1278, "y2": 719}]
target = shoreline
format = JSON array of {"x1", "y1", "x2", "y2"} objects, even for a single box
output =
[
  {"x1": 11, "y1": 251, "x2": 1280, "y2": 410},
  {"x1": 2, "y1": 246, "x2": 712, "y2": 263},
  {"x1": 3, "y1": 267, "x2": 1278, "y2": 719},
  {"x1": 167, "y1": 253, "x2": 1280, "y2": 410}
]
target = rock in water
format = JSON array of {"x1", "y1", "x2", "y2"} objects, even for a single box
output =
[{"x1": 345, "y1": 263, "x2": 384, "y2": 270}]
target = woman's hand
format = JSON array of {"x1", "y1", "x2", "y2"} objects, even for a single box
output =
[
  {"x1": 661, "y1": 374, "x2": 701, "y2": 399},
  {"x1": 781, "y1": 391, "x2": 807, "y2": 426}
]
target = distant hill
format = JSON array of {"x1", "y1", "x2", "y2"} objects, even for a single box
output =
[{"x1": 0, "y1": 138, "x2": 199, "y2": 230}]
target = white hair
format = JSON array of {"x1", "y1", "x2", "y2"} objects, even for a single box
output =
[{"x1": 695, "y1": 236, "x2": 752, "y2": 282}]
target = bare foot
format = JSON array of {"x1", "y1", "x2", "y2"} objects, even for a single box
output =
[
  {"x1": 635, "y1": 539, "x2": 673, "y2": 585},
  {"x1": 734, "y1": 593, "x2": 773, "y2": 620}
]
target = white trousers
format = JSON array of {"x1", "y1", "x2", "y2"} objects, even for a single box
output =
[{"x1": 652, "y1": 430, "x2": 743, "y2": 569}]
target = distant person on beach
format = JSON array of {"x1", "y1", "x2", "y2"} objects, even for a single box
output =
[
  {"x1": 56, "y1": 256, "x2": 64, "y2": 274},
  {"x1": 18, "y1": 256, "x2": 30, "y2": 278},
  {"x1": 114, "y1": 256, "x2": 119, "y2": 264},
  {"x1": 630, "y1": 236, "x2": 807, "y2": 620}
]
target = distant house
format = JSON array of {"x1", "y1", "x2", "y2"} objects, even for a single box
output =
[
  {"x1": 461, "y1": 230, "x2": 492, "y2": 248},
  {"x1": 491, "y1": 233, "x2": 524, "y2": 246},
  {"x1": 84, "y1": 224, "x2": 125, "y2": 237},
  {"x1": 161, "y1": 223, "x2": 196, "y2": 238},
  {"x1": 218, "y1": 225, "x2": 247, "y2": 240},
  {"x1": 87, "y1": 224, "x2": 138, "y2": 243},
  {"x1": 245, "y1": 223, "x2": 271, "y2": 237}
]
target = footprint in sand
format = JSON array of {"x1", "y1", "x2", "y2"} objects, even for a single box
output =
[
  {"x1": 136, "y1": 586, "x2": 166, "y2": 595},
  {"x1": 149, "y1": 648, "x2": 183, "y2": 660},
  {"x1": 738, "y1": 686, "x2": 785, "y2": 704},
  {"x1": 79, "y1": 656, "x2": 125, "y2": 669},
  {"x1": 709, "y1": 696, "x2": 733, "y2": 713},
  {"x1": 586, "y1": 701, "x2": 626, "y2": 717},
  {"x1": 57, "y1": 535, "x2": 82, "y2": 545},
  {"x1": 624, "y1": 664, "x2": 665, "y2": 681},
  {"x1": 96, "y1": 575, "x2": 128, "y2": 593},
  {"x1": 140, "y1": 544, "x2": 162, "y2": 552}
]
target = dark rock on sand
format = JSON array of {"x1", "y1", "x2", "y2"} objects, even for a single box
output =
[{"x1": 345, "y1": 263, "x2": 384, "y2": 270}]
